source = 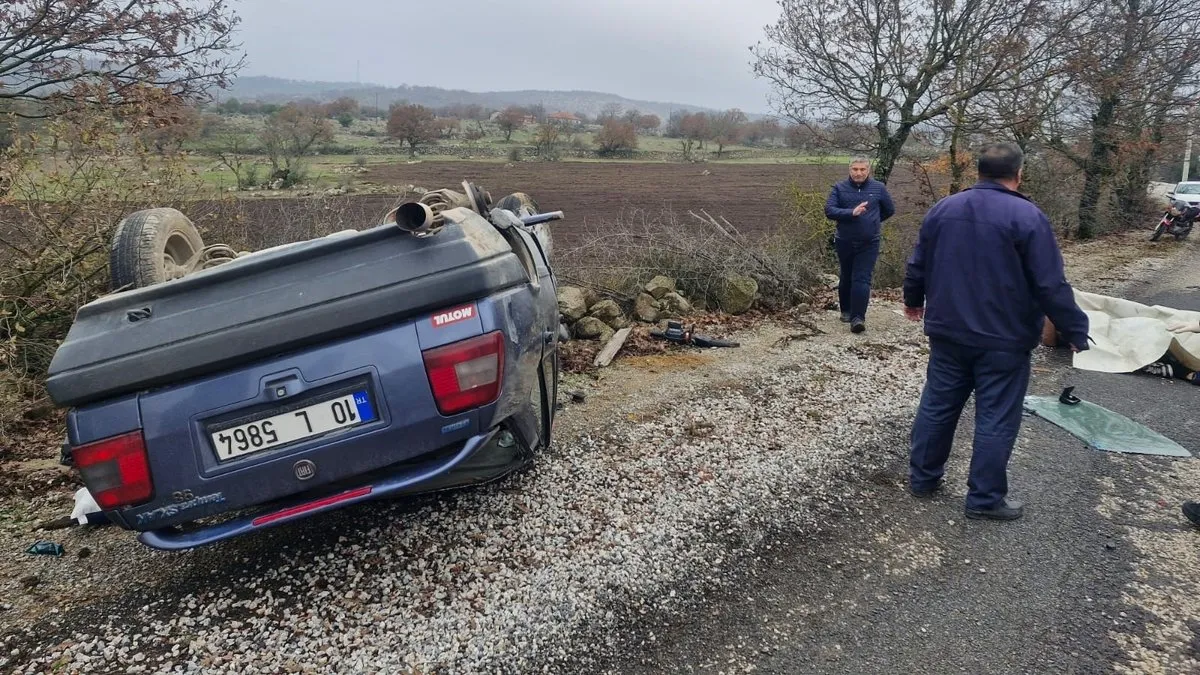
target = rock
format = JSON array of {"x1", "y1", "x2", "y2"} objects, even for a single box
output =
[
  {"x1": 268, "y1": 178, "x2": 285, "y2": 190},
  {"x1": 588, "y1": 299, "x2": 628, "y2": 329},
  {"x1": 583, "y1": 288, "x2": 600, "y2": 309},
  {"x1": 635, "y1": 293, "x2": 661, "y2": 323},
  {"x1": 557, "y1": 287, "x2": 588, "y2": 322},
  {"x1": 606, "y1": 314, "x2": 631, "y2": 330},
  {"x1": 820, "y1": 273, "x2": 840, "y2": 290},
  {"x1": 795, "y1": 302, "x2": 812, "y2": 313},
  {"x1": 714, "y1": 274, "x2": 758, "y2": 315},
  {"x1": 325, "y1": 186, "x2": 347, "y2": 196},
  {"x1": 588, "y1": 299, "x2": 623, "y2": 322},
  {"x1": 573, "y1": 317, "x2": 611, "y2": 341},
  {"x1": 644, "y1": 276, "x2": 677, "y2": 300},
  {"x1": 658, "y1": 292, "x2": 693, "y2": 318}
]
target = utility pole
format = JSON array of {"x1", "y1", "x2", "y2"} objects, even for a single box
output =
[{"x1": 1185, "y1": 104, "x2": 1195, "y2": 182}]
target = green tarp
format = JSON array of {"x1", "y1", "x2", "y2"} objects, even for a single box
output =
[{"x1": 1023, "y1": 396, "x2": 1192, "y2": 458}]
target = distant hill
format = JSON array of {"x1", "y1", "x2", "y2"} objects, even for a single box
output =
[{"x1": 219, "y1": 75, "x2": 760, "y2": 120}]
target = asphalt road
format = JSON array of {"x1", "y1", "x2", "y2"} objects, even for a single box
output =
[{"x1": 610, "y1": 255, "x2": 1200, "y2": 674}]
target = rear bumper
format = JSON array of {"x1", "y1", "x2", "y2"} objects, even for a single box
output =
[{"x1": 137, "y1": 426, "x2": 519, "y2": 551}]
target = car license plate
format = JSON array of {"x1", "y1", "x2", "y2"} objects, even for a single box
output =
[{"x1": 211, "y1": 391, "x2": 376, "y2": 461}]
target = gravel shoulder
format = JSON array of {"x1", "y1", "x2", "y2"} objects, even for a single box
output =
[{"x1": 0, "y1": 229, "x2": 1189, "y2": 673}]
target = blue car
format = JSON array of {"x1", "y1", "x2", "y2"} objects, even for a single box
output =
[{"x1": 46, "y1": 185, "x2": 562, "y2": 551}]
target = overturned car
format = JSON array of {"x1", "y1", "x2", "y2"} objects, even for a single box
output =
[{"x1": 46, "y1": 183, "x2": 564, "y2": 551}]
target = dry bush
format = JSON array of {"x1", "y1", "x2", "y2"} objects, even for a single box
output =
[
  {"x1": 0, "y1": 108, "x2": 210, "y2": 382},
  {"x1": 555, "y1": 205, "x2": 823, "y2": 311},
  {"x1": 197, "y1": 194, "x2": 401, "y2": 252}
]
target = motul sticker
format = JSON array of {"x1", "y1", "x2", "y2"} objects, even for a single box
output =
[{"x1": 432, "y1": 304, "x2": 476, "y2": 328}]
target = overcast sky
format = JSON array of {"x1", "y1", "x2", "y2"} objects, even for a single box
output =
[{"x1": 234, "y1": 0, "x2": 781, "y2": 112}]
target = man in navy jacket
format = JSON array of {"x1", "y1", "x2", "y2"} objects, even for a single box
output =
[
  {"x1": 902, "y1": 142, "x2": 1089, "y2": 521},
  {"x1": 825, "y1": 158, "x2": 896, "y2": 333}
]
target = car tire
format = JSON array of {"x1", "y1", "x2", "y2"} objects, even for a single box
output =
[
  {"x1": 496, "y1": 192, "x2": 540, "y2": 217},
  {"x1": 110, "y1": 208, "x2": 205, "y2": 290}
]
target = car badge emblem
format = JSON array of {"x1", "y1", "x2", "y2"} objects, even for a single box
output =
[{"x1": 293, "y1": 460, "x2": 316, "y2": 481}]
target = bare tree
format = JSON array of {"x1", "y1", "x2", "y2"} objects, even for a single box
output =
[
  {"x1": 0, "y1": 0, "x2": 243, "y2": 117},
  {"x1": 594, "y1": 120, "x2": 638, "y2": 156},
  {"x1": 261, "y1": 103, "x2": 334, "y2": 186},
  {"x1": 533, "y1": 122, "x2": 562, "y2": 160},
  {"x1": 753, "y1": 0, "x2": 1068, "y2": 182},
  {"x1": 681, "y1": 112, "x2": 710, "y2": 151},
  {"x1": 1045, "y1": 0, "x2": 1200, "y2": 236},
  {"x1": 386, "y1": 104, "x2": 436, "y2": 156},
  {"x1": 598, "y1": 102, "x2": 623, "y2": 123},
  {"x1": 209, "y1": 123, "x2": 261, "y2": 189},
  {"x1": 709, "y1": 109, "x2": 748, "y2": 157},
  {"x1": 636, "y1": 114, "x2": 662, "y2": 134},
  {"x1": 496, "y1": 106, "x2": 525, "y2": 142}
]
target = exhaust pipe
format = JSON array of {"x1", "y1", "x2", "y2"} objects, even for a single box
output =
[{"x1": 387, "y1": 201, "x2": 436, "y2": 235}]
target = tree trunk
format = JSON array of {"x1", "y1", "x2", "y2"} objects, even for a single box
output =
[
  {"x1": 948, "y1": 122, "x2": 965, "y2": 195},
  {"x1": 1076, "y1": 96, "x2": 1119, "y2": 239},
  {"x1": 874, "y1": 126, "x2": 912, "y2": 184}
]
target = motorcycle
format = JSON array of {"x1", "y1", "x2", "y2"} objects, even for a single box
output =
[{"x1": 1150, "y1": 202, "x2": 1197, "y2": 241}]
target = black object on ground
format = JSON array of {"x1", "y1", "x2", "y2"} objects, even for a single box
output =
[
  {"x1": 650, "y1": 321, "x2": 740, "y2": 348},
  {"x1": 1059, "y1": 386, "x2": 1081, "y2": 405}
]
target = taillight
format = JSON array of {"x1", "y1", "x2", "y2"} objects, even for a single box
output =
[
  {"x1": 72, "y1": 431, "x2": 153, "y2": 510},
  {"x1": 422, "y1": 331, "x2": 505, "y2": 415}
]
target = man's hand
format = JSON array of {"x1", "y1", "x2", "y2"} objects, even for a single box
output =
[
  {"x1": 852, "y1": 201, "x2": 869, "y2": 217},
  {"x1": 904, "y1": 306, "x2": 924, "y2": 322},
  {"x1": 1168, "y1": 320, "x2": 1200, "y2": 334}
]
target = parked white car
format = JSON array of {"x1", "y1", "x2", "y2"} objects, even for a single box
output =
[{"x1": 1167, "y1": 181, "x2": 1200, "y2": 206}]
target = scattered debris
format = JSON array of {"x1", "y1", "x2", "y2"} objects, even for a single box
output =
[
  {"x1": 71, "y1": 487, "x2": 108, "y2": 525},
  {"x1": 1024, "y1": 395, "x2": 1191, "y2": 457},
  {"x1": 25, "y1": 541, "x2": 64, "y2": 557},
  {"x1": 771, "y1": 319, "x2": 826, "y2": 349},
  {"x1": 594, "y1": 328, "x2": 632, "y2": 368},
  {"x1": 19, "y1": 575, "x2": 39, "y2": 590},
  {"x1": 651, "y1": 321, "x2": 739, "y2": 348},
  {"x1": 78, "y1": 547, "x2": 92, "y2": 559},
  {"x1": 568, "y1": 390, "x2": 587, "y2": 404},
  {"x1": 33, "y1": 516, "x2": 75, "y2": 531}
]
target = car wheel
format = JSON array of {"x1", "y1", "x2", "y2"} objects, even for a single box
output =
[{"x1": 110, "y1": 208, "x2": 205, "y2": 290}]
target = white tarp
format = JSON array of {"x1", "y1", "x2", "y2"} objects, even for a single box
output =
[{"x1": 1071, "y1": 290, "x2": 1200, "y2": 373}]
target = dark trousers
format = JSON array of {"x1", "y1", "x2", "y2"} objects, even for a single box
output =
[
  {"x1": 909, "y1": 339, "x2": 1032, "y2": 510},
  {"x1": 835, "y1": 236, "x2": 881, "y2": 321}
]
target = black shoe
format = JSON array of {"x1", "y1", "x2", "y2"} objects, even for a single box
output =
[
  {"x1": 840, "y1": 312, "x2": 851, "y2": 323},
  {"x1": 1183, "y1": 501, "x2": 1200, "y2": 527},
  {"x1": 851, "y1": 319, "x2": 865, "y2": 334},
  {"x1": 965, "y1": 499, "x2": 1024, "y2": 521},
  {"x1": 910, "y1": 479, "x2": 944, "y2": 499}
]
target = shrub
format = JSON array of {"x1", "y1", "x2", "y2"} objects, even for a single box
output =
[
  {"x1": 594, "y1": 120, "x2": 638, "y2": 157},
  {"x1": 0, "y1": 107, "x2": 208, "y2": 380},
  {"x1": 556, "y1": 207, "x2": 823, "y2": 311}
]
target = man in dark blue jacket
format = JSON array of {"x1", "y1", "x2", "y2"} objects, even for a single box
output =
[
  {"x1": 825, "y1": 158, "x2": 896, "y2": 333},
  {"x1": 902, "y1": 142, "x2": 1089, "y2": 521}
]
